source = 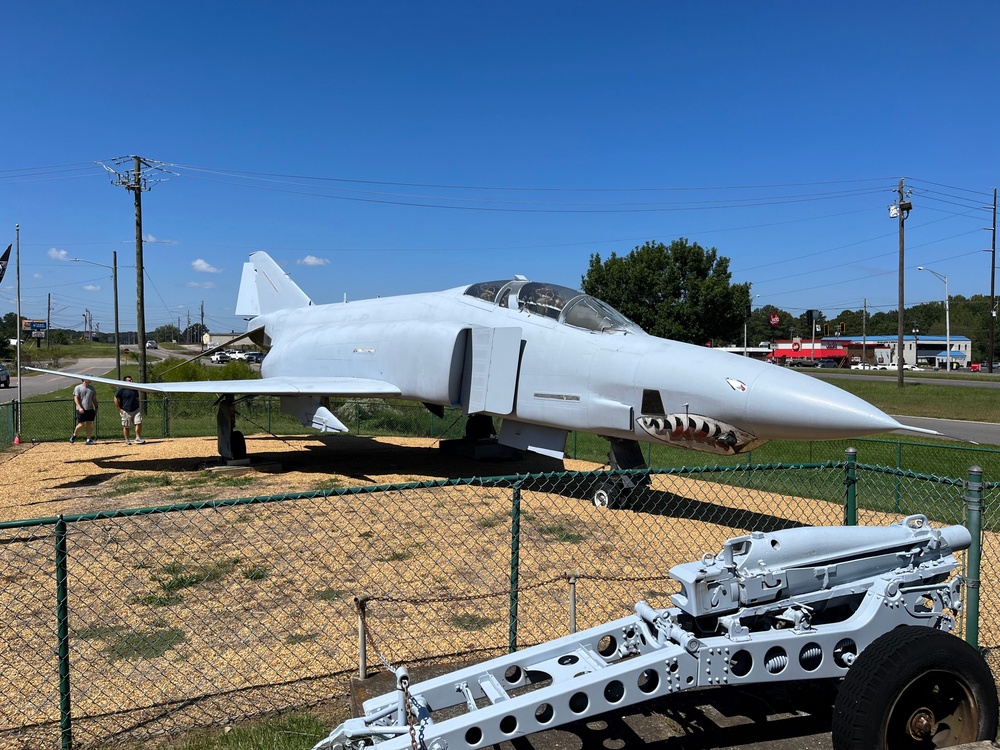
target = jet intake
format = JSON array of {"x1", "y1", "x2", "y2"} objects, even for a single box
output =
[{"x1": 637, "y1": 413, "x2": 763, "y2": 455}]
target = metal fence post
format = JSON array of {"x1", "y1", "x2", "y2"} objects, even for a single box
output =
[
  {"x1": 162, "y1": 397, "x2": 170, "y2": 438},
  {"x1": 55, "y1": 515, "x2": 73, "y2": 750},
  {"x1": 894, "y1": 442, "x2": 903, "y2": 512},
  {"x1": 844, "y1": 447, "x2": 857, "y2": 526},
  {"x1": 567, "y1": 571, "x2": 578, "y2": 634},
  {"x1": 509, "y1": 481, "x2": 522, "y2": 653},
  {"x1": 964, "y1": 466, "x2": 983, "y2": 649},
  {"x1": 355, "y1": 594, "x2": 369, "y2": 680}
]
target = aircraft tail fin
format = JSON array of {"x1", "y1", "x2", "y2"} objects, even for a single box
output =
[{"x1": 235, "y1": 252, "x2": 313, "y2": 317}]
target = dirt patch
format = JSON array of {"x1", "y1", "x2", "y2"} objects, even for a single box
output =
[{"x1": 0, "y1": 434, "x2": 602, "y2": 523}]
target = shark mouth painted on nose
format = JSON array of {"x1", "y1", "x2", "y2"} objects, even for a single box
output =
[{"x1": 637, "y1": 414, "x2": 764, "y2": 455}]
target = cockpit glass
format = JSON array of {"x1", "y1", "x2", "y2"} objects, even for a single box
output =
[
  {"x1": 463, "y1": 280, "x2": 507, "y2": 304},
  {"x1": 464, "y1": 278, "x2": 640, "y2": 333},
  {"x1": 562, "y1": 296, "x2": 640, "y2": 333}
]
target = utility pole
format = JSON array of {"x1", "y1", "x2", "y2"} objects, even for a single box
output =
[
  {"x1": 988, "y1": 188, "x2": 997, "y2": 373},
  {"x1": 862, "y1": 298, "x2": 867, "y2": 365},
  {"x1": 111, "y1": 156, "x2": 152, "y2": 383},
  {"x1": 890, "y1": 179, "x2": 912, "y2": 388}
]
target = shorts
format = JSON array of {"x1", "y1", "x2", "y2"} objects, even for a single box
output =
[
  {"x1": 76, "y1": 408, "x2": 96, "y2": 424},
  {"x1": 120, "y1": 409, "x2": 142, "y2": 427}
]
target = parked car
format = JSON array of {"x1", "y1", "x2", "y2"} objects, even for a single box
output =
[
  {"x1": 209, "y1": 351, "x2": 230, "y2": 364},
  {"x1": 850, "y1": 362, "x2": 873, "y2": 370},
  {"x1": 145, "y1": 340, "x2": 158, "y2": 349},
  {"x1": 814, "y1": 359, "x2": 840, "y2": 368},
  {"x1": 244, "y1": 351, "x2": 264, "y2": 363},
  {"x1": 228, "y1": 350, "x2": 248, "y2": 361},
  {"x1": 0, "y1": 364, "x2": 9, "y2": 388}
]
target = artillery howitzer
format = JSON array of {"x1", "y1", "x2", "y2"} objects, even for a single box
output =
[{"x1": 314, "y1": 515, "x2": 998, "y2": 750}]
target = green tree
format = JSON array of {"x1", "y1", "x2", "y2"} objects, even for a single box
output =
[
  {"x1": 153, "y1": 324, "x2": 180, "y2": 343},
  {"x1": 581, "y1": 239, "x2": 751, "y2": 344},
  {"x1": 746, "y1": 304, "x2": 792, "y2": 347},
  {"x1": 182, "y1": 322, "x2": 208, "y2": 344}
]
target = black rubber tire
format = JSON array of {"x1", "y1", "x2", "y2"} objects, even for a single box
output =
[
  {"x1": 832, "y1": 627, "x2": 998, "y2": 749},
  {"x1": 592, "y1": 481, "x2": 616, "y2": 509}
]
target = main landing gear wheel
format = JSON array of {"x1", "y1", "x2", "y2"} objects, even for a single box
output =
[
  {"x1": 592, "y1": 482, "x2": 615, "y2": 509},
  {"x1": 832, "y1": 627, "x2": 998, "y2": 749}
]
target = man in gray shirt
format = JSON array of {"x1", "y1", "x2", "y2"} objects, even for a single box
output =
[{"x1": 71, "y1": 378, "x2": 98, "y2": 445}]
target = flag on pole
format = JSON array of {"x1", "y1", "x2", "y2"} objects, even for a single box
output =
[{"x1": 0, "y1": 244, "x2": 10, "y2": 285}]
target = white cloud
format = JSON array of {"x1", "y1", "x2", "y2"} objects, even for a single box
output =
[
  {"x1": 297, "y1": 255, "x2": 330, "y2": 266},
  {"x1": 144, "y1": 234, "x2": 176, "y2": 245},
  {"x1": 186, "y1": 281, "x2": 216, "y2": 289},
  {"x1": 48, "y1": 248, "x2": 69, "y2": 260},
  {"x1": 192, "y1": 259, "x2": 221, "y2": 273},
  {"x1": 83, "y1": 284, "x2": 101, "y2": 292}
]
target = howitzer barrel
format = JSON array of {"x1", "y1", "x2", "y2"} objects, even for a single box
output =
[{"x1": 671, "y1": 515, "x2": 969, "y2": 619}]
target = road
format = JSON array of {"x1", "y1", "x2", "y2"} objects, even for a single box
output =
[
  {"x1": 893, "y1": 415, "x2": 999, "y2": 446},
  {"x1": 0, "y1": 357, "x2": 120, "y2": 404}
]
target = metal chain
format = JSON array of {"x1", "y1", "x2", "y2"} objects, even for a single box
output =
[
  {"x1": 402, "y1": 676, "x2": 418, "y2": 750},
  {"x1": 366, "y1": 574, "x2": 565, "y2": 605},
  {"x1": 360, "y1": 608, "x2": 419, "y2": 750},
  {"x1": 358, "y1": 598, "x2": 397, "y2": 673}
]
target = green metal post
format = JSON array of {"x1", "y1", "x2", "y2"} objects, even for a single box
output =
[
  {"x1": 509, "y1": 481, "x2": 521, "y2": 653},
  {"x1": 894, "y1": 442, "x2": 903, "y2": 512},
  {"x1": 55, "y1": 515, "x2": 73, "y2": 750},
  {"x1": 162, "y1": 397, "x2": 170, "y2": 438},
  {"x1": 844, "y1": 447, "x2": 857, "y2": 526},
  {"x1": 964, "y1": 466, "x2": 983, "y2": 649}
]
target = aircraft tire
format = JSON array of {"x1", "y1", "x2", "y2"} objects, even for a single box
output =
[
  {"x1": 592, "y1": 482, "x2": 616, "y2": 509},
  {"x1": 832, "y1": 627, "x2": 998, "y2": 749}
]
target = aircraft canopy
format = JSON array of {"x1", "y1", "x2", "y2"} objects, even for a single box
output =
[{"x1": 464, "y1": 279, "x2": 641, "y2": 334}]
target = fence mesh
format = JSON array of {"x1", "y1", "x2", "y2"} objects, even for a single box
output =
[{"x1": 1, "y1": 399, "x2": 998, "y2": 748}]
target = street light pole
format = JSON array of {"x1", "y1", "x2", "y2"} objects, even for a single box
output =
[
  {"x1": 743, "y1": 294, "x2": 760, "y2": 357},
  {"x1": 71, "y1": 255, "x2": 121, "y2": 380},
  {"x1": 918, "y1": 266, "x2": 950, "y2": 371}
]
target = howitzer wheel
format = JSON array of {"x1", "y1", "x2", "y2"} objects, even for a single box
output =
[{"x1": 832, "y1": 627, "x2": 998, "y2": 749}]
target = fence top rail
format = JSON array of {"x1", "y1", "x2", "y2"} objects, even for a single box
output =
[
  {"x1": 853, "y1": 435, "x2": 1000, "y2": 456},
  {"x1": 853, "y1": 462, "x2": 968, "y2": 487}
]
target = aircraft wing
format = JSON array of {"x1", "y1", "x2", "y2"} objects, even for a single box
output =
[{"x1": 25, "y1": 368, "x2": 402, "y2": 398}]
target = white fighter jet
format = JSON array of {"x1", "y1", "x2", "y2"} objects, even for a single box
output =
[{"x1": 31, "y1": 252, "x2": 930, "y2": 468}]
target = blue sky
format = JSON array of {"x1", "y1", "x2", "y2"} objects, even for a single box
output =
[{"x1": 2, "y1": 2, "x2": 999, "y2": 336}]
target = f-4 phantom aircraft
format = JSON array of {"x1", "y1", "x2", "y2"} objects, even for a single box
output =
[{"x1": 32, "y1": 252, "x2": 931, "y2": 474}]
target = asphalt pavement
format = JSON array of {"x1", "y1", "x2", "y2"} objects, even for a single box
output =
[{"x1": 0, "y1": 357, "x2": 120, "y2": 404}]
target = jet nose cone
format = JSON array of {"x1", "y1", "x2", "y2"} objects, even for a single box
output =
[{"x1": 746, "y1": 366, "x2": 902, "y2": 441}]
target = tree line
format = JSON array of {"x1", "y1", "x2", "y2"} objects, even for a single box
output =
[{"x1": 582, "y1": 239, "x2": 996, "y2": 362}]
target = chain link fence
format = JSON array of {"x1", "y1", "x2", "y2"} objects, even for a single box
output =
[{"x1": 2, "y1": 451, "x2": 995, "y2": 749}]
